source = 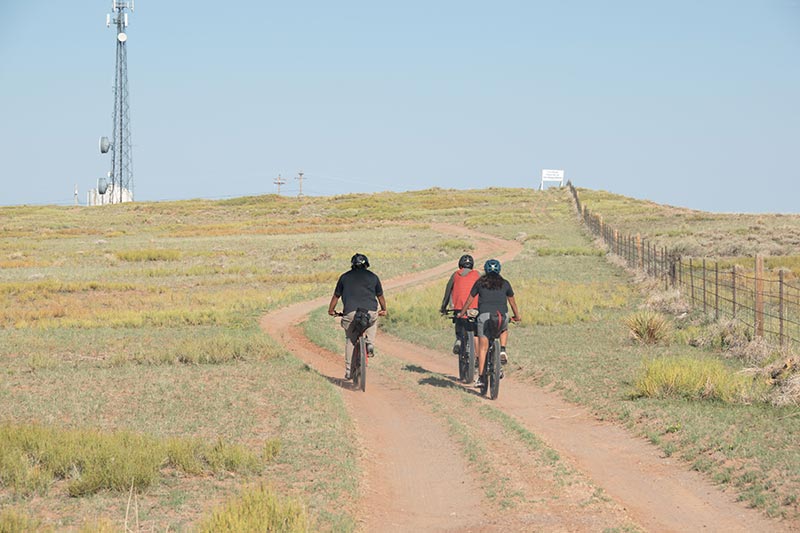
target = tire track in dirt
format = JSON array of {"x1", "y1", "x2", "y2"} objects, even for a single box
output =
[
  {"x1": 260, "y1": 225, "x2": 510, "y2": 531},
  {"x1": 262, "y1": 223, "x2": 791, "y2": 532}
]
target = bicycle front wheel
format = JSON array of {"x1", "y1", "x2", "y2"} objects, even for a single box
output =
[
  {"x1": 464, "y1": 331, "x2": 475, "y2": 384},
  {"x1": 489, "y1": 338, "x2": 501, "y2": 400}
]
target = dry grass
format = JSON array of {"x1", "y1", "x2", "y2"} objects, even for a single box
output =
[
  {"x1": 0, "y1": 422, "x2": 268, "y2": 498},
  {"x1": 633, "y1": 355, "x2": 768, "y2": 403},
  {"x1": 198, "y1": 484, "x2": 310, "y2": 532}
]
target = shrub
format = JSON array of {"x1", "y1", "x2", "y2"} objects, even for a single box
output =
[
  {"x1": 436, "y1": 238, "x2": 473, "y2": 252},
  {"x1": 198, "y1": 485, "x2": 310, "y2": 533},
  {"x1": 633, "y1": 355, "x2": 767, "y2": 403},
  {"x1": 773, "y1": 374, "x2": 800, "y2": 407},
  {"x1": 625, "y1": 310, "x2": 671, "y2": 344},
  {"x1": 0, "y1": 508, "x2": 46, "y2": 533},
  {"x1": 645, "y1": 289, "x2": 690, "y2": 315}
]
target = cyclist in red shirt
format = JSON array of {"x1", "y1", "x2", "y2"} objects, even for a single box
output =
[{"x1": 440, "y1": 254, "x2": 481, "y2": 354}]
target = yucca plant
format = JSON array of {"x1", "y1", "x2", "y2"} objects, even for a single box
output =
[{"x1": 625, "y1": 310, "x2": 671, "y2": 344}]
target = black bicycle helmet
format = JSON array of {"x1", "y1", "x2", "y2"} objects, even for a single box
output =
[
  {"x1": 484, "y1": 258, "x2": 501, "y2": 275},
  {"x1": 458, "y1": 254, "x2": 474, "y2": 269},
  {"x1": 351, "y1": 253, "x2": 370, "y2": 269}
]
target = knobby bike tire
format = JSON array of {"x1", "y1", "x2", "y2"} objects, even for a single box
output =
[
  {"x1": 458, "y1": 345, "x2": 467, "y2": 382},
  {"x1": 458, "y1": 329, "x2": 468, "y2": 382},
  {"x1": 480, "y1": 342, "x2": 489, "y2": 396},
  {"x1": 359, "y1": 337, "x2": 367, "y2": 392},
  {"x1": 465, "y1": 331, "x2": 476, "y2": 385},
  {"x1": 351, "y1": 344, "x2": 360, "y2": 388},
  {"x1": 489, "y1": 338, "x2": 501, "y2": 400}
]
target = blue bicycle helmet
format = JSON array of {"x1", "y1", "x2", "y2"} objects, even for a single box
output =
[{"x1": 484, "y1": 259, "x2": 501, "y2": 275}]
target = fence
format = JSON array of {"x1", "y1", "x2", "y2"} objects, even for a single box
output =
[{"x1": 567, "y1": 182, "x2": 800, "y2": 347}]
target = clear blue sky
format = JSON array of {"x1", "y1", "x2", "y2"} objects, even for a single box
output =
[{"x1": 1, "y1": 1, "x2": 798, "y2": 212}]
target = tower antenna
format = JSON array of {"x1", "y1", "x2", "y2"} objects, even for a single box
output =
[{"x1": 98, "y1": 1, "x2": 135, "y2": 204}]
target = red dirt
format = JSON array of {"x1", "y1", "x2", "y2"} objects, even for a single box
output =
[{"x1": 261, "y1": 225, "x2": 794, "y2": 532}]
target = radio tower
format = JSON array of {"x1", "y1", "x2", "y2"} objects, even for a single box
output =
[{"x1": 99, "y1": 1, "x2": 135, "y2": 204}]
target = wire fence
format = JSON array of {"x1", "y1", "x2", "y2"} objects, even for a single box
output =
[{"x1": 568, "y1": 183, "x2": 800, "y2": 347}]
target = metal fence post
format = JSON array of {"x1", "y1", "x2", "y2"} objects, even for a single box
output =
[
  {"x1": 702, "y1": 258, "x2": 707, "y2": 314},
  {"x1": 690, "y1": 258, "x2": 695, "y2": 304}
]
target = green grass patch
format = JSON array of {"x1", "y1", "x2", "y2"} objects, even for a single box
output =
[
  {"x1": 116, "y1": 249, "x2": 182, "y2": 262},
  {"x1": 632, "y1": 355, "x2": 768, "y2": 403},
  {"x1": 0, "y1": 507, "x2": 48, "y2": 532},
  {"x1": 198, "y1": 484, "x2": 310, "y2": 532},
  {"x1": 537, "y1": 247, "x2": 605, "y2": 257},
  {"x1": 0, "y1": 422, "x2": 267, "y2": 497}
]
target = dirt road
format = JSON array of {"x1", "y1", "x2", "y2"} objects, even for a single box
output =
[{"x1": 261, "y1": 225, "x2": 790, "y2": 532}]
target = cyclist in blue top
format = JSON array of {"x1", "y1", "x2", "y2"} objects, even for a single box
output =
[{"x1": 459, "y1": 259, "x2": 521, "y2": 387}]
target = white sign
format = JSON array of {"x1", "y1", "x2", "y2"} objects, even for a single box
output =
[
  {"x1": 541, "y1": 169, "x2": 564, "y2": 180},
  {"x1": 539, "y1": 168, "x2": 565, "y2": 190}
]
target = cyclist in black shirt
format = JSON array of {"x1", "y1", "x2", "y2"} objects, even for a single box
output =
[
  {"x1": 328, "y1": 253, "x2": 387, "y2": 379},
  {"x1": 459, "y1": 259, "x2": 520, "y2": 387}
]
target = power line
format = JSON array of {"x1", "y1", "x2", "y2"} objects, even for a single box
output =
[
  {"x1": 273, "y1": 174, "x2": 286, "y2": 195},
  {"x1": 295, "y1": 171, "x2": 305, "y2": 198}
]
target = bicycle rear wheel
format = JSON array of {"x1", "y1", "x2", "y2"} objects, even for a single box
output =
[
  {"x1": 358, "y1": 337, "x2": 367, "y2": 392},
  {"x1": 351, "y1": 344, "x2": 360, "y2": 387},
  {"x1": 489, "y1": 338, "x2": 501, "y2": 400}
]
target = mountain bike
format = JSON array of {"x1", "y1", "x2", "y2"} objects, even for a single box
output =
[
  {"x1": 334, "y1": 311, "x2": 369, "y2": 392},
  {"x1": 478, "y1": 312, "x2": 505, "y2": 400},
  {"x1": 444, "y1": 310, "x2": 477, "y2": 384}
]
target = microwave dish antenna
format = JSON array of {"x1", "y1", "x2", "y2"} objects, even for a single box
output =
[{"x1": 97, "y1": 0, "x2": 135, "y2": 204}]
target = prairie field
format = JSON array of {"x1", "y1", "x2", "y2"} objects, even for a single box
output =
[{"x1": 1, "y1": 187, "x2": 799, "y2": 529}]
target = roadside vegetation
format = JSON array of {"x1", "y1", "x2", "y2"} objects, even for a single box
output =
[
  {"x1": 0, "y1": 188, "x2": 557, "y2": 529},
  {"x1": 379, "y1": 188, "x2": 800, "y2": 520},
  {"x1": 2, "y1": 186, "x2": 798, "y2": 527}
]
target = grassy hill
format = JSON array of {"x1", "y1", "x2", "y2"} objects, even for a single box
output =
[{"x1": 1, "y1": 187, "x2": 797, "y2": 529}]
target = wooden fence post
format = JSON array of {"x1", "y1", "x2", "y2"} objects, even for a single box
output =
[
  {"x1": 714, "y1": 262, "x2": 719, "y2": 320},
  {"x1": 690, "y1": 258, "x2": 695, "y2": 304},
  {"x1": 779, "y1": 269, "x2": 785, "y2": 346},
  {"x1": 613, "y1": 229, "x2": 619, "y2": 255},
  {"x1": 732, "y1": 265, "x2": 737, "y2": 319},
  {"x1": 636, "y1": 233, "x2": 643, "y2": 269},
  {"x1": 670, "y1": 254, "x2": 677, "y2": 287},
  {"x1": 755, "y1": 254, "x2": 764, "y2": 338}
]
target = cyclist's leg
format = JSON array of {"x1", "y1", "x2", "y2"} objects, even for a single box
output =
[
  {"x1": 363, "y1": 311, "x2": 379, "y2": 355},
  {"x1": 498, "y1": 313, "x2": 510, "y2": 363},
  {"x1": 341, "y1": 312, "x2": 357, "y2": 376},
  {"x1": 475, "y1": 312, "x2": 490, "y2": 378},
  {"x1": 453, "y1": 318, "x2": 464, "y2": 353},
  {"x1": 476, "y1": 336, "x2": 488, "y2": 374}
]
